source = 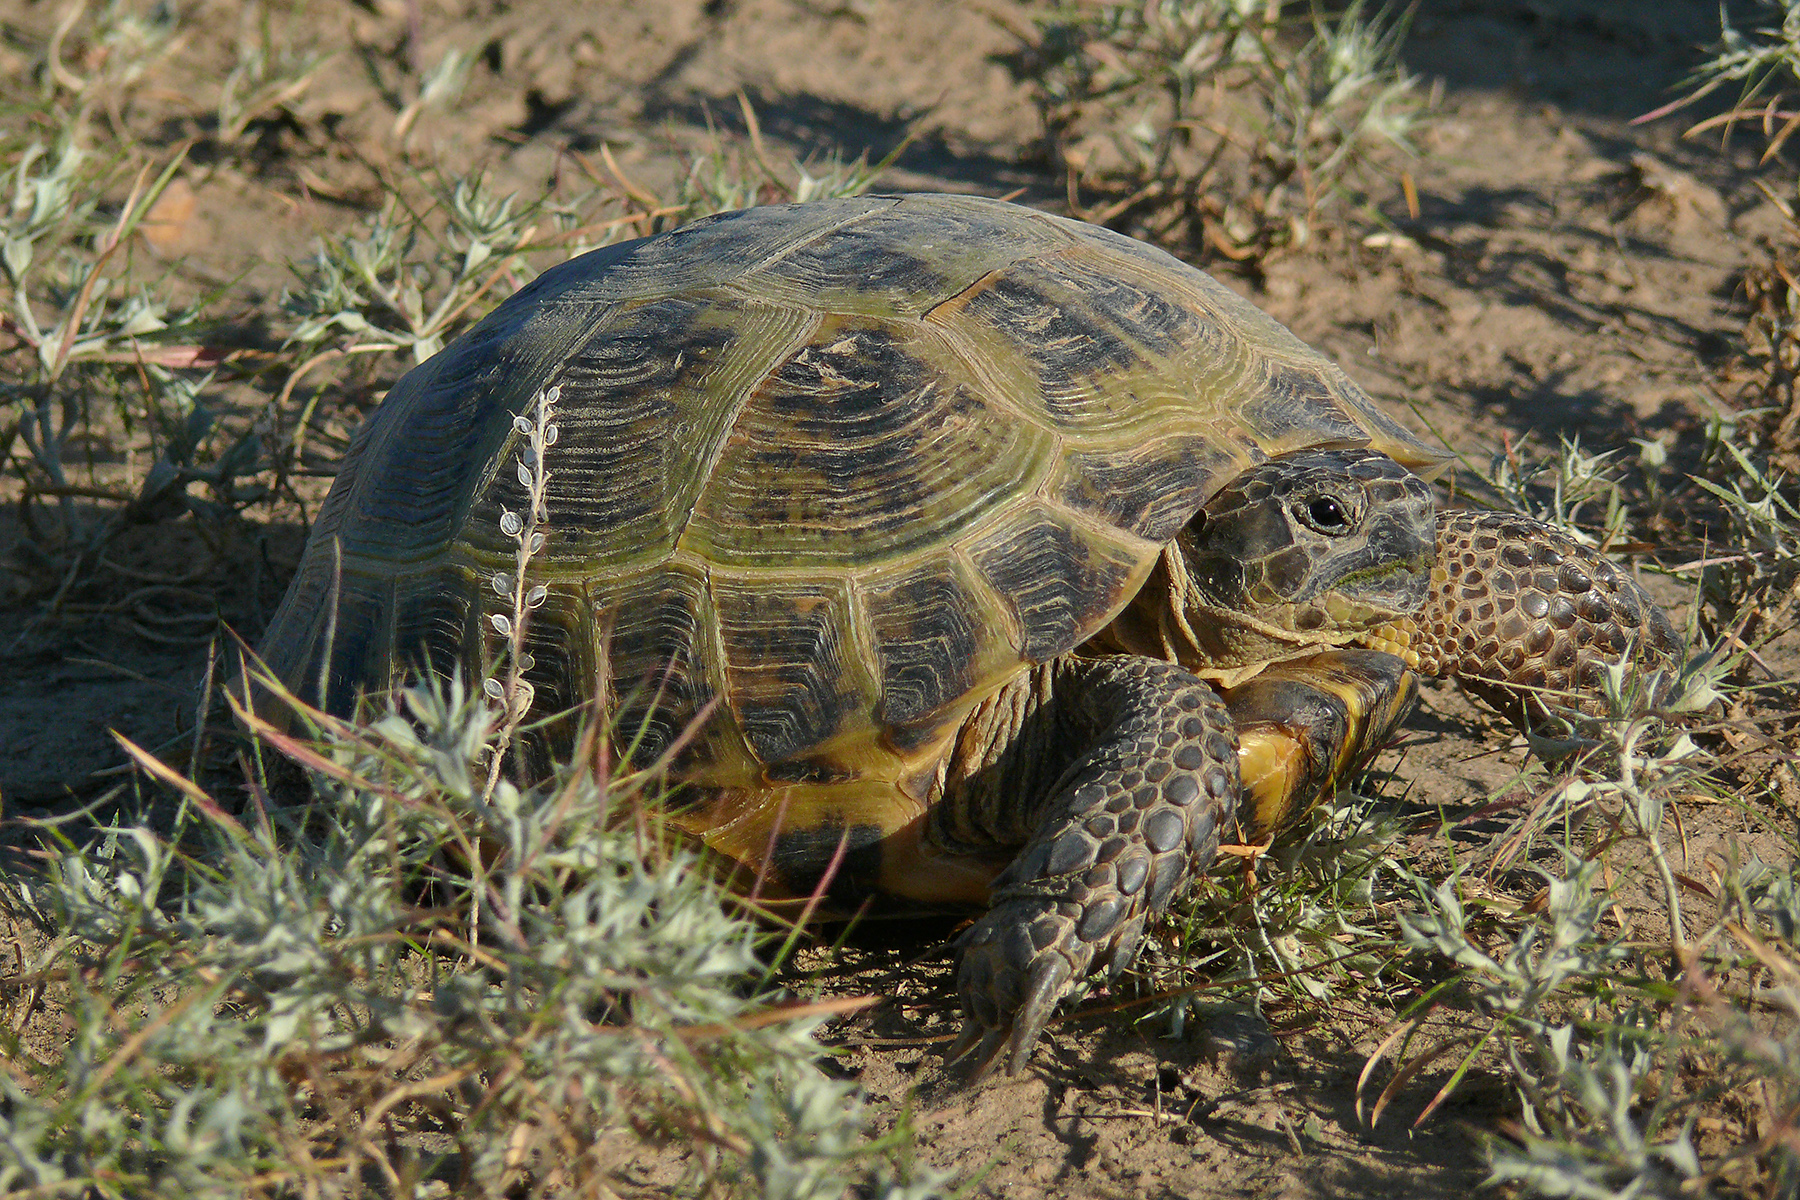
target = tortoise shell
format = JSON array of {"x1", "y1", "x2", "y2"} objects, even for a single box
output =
[{"x1": 257, "y1": 193, "x2": 1441, "y2": 853}]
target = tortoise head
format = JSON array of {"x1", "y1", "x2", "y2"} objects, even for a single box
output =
[{"x1": 1153, "y1": 448, "x2": 1436, "y2": 680}]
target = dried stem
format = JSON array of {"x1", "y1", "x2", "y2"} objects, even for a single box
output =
[{"x1": 483, "y1": 383, "x2": 560, "y2": 799}]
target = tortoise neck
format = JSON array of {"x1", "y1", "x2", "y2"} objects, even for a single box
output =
[{"x1": 1087, "y1": 540, "x2": 1333, "y2": 680}]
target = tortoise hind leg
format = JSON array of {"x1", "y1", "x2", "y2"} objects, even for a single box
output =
[{"x1": 946, "y1": 656, "x2": 1240, "y2": 1078}]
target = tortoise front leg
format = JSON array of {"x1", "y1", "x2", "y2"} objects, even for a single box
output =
[
  {"x1": 1222, "y1": 648, "x2": 1417, "y2": 841},
  {"x1": 1400, "y1": 511, "x2": 1682, "y2": 727},
  {"x1": 943, "y1": 656, "x2": 1240, "y2": 1078}
]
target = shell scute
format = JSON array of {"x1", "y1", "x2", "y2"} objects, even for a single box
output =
[
  {"x1": 600, "y1": 564, "x2": 722, "y2": 769},
  {"x1": 737, "y1": 194, "x2": 1048, "y2": 317},
  {"x1": 388, "y1": 574, "x2": 479, "y2": 685},
  {"x1": 711, "y1": 574, "x2": 878, "y2": 767},
  {"x1": 861, "y1": 552, "x2": 1023, "y2": 733},
  {"x1": 1052, "y1": 434, "x2": 1243, "y2": 544},
  {"x1": 968, "y1": 507, "x2": 1153, "y2": 663},
  {"x1": 934, "y1": 254, "x2": 1149, "y2": 430},
  {"x1": 684, "y1": 313, "x2": 1055, "y2": 568},
  {"x1": 467, "y1": 294, "x2": 818, "y2": 572},
  {"x1": 533, "y1": 197, "x2": 901, "y2": 309},
  {"x1": 308, "y1": 574, "x2": 398, "y2": 715},
  {"x1": 1238, "y1": 359, "x2": 1400, "y2": 460}
]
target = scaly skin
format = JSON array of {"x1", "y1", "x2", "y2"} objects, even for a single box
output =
[
  {"x1": 1222, "y1": 649, "x2": 1419, "y2": 841},
  {"x1": 1401, "y1": 510, "x2": 1681, "y2": 724},
  {"x1": 944, "y1": 657, "x2": 1241, "y2": 1078},
  {"x1": 948, "y1": 456, "x2": 1682, "y2": 1078},
  {"x1": 947, "y1": 450, "x2": 1437, "y2": 1078}
]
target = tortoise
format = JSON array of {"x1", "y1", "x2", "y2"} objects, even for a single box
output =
[{"x1": 253, "y1": 193, "x2": 1680, "y2": 1076}]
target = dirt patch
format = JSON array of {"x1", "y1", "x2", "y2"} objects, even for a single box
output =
[{"x1": 1, "y1": 0, "x2": 1793, "y2": 1195}]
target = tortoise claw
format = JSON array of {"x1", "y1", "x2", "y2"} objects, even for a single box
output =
[
  {"x1": 948, "y1": 946, "x2": 1075, "y2": 1084},
  {"x1": 953, "y1": 897, "x2": 1087, "y2": 1079}
]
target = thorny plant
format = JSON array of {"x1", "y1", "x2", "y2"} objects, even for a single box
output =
[
  {"x1": 1002, "y1": 0, "x2": 1425, "y2": 259},
  {"x1": 1737, "y1": 201, "x2": 1800, "y2": 483},
  {"x1": 0, "y1": 676, "x2": 948, "y2": 1199},
  {"x1": 1121, "y1": 775, "x2": 1417, "y2": 1055},
  {"x1": 1346, "y1": 435, "x2": 1798, "y2": 1195},
  {"x1": 595, "y1": 93, "x2": 907, "y2": 237},
  {"x1": 1481, "y1": 435, "x2": 1634, "y2": 554},
  {"x1": 1, "y1": 134, "x2": 270, "y2": 621},
  {"x1": 281, "y1": 176, "x2": 597, "y2": 368},
  {"x1": 1382, "y1": 796, "x2": 1799, "y2": 1196},
  {"x1": 215, "y1": 5, "x2": 327, "y2": 145},
  {"x1": 2, "y1": 2, "x2": 328, "y2": 613},
  {"x1": 38, "y1": 0, "x2": 183, "y2": 143},
  {"x1": 1651, "y1": 0, "x2": 1800, "y2": 157}
]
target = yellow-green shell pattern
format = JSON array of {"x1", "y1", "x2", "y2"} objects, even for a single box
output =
[{"x1": 258, "y1": 194, "x2": 1442, "y2": 801}]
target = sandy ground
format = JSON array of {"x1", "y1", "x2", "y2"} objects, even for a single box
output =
[{"x1": 1, "y1": 1, "x2": 1793, "y2": 1195}]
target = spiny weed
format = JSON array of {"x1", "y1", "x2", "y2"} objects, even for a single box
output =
[
  {"x1": 595, "y1": 93, "x2": 906, "y2": 237},
  {"x1": 1003, "y1": 0, "x2": 1425, "y2": 259},
  {"x1": 0, "y1": 675, "x2": 950, "y2": 1198}
]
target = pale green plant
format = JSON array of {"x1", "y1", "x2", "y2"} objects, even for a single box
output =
[
  {"x1": 1657, "y1": 0, "x2": 1800, "y2": 150},
  {"x1": 1120, "y1": 769, "x2": 1419, "y2": 1056},
  {"x1": 1393, "y1": 845, "x2": 1799, "y2": 1198},
  {"x1": 482, "y1": 383, "x2": 560, "y2": 795},
  {"x1": 609, "y1": 94, "x2": 904, "y2": 234},
  {"x1": 282, "y1": 184, "x2": 529, "y2": 365},
  {"x1": 41, "y1": 0, "x2": 182, "y2": 137},
  {"x1": 0, "y1": 135, "x2": 264, "y2": 575},
  {"x1": 1006, "y1": 0, "x2": 1424, "y2": 256},
  {"x1": 0, "y1": 676, "x2": 950, "y2": 1199},
  {"x1": 1370, "y1": 666, "x2": 1798, "y2": 1199},
  {"x1": 1481, "y1": 435, "x2": 1632, "y2": 551},
  {"x1": 215, "y1": 5, "x2": 326, "y2": 144}
]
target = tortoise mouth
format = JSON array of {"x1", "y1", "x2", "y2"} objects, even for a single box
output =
[
  {"x1": 1160, "y1": 568, "x2": 1431, "y2": 683},
  {"x1": 1272, "y1": 560, "x2": 1433, "y2": 634}
]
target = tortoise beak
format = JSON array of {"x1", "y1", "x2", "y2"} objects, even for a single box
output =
[{"x1": 1339, "y1": 505, "x2": 1434, "y2": 615}]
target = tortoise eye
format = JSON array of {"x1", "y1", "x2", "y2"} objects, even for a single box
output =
[{"x1": 1303, "y1": 494, "x2": 1352, "y2": 532}]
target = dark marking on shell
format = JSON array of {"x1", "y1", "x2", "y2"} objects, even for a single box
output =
[
  {"x1": 969, "y1": 513, "x2": 1144, "y2": 662},
  {"x1": 604, "y1": 569, "x2": 717, "y2": 768},
  {"x1": 1240, "y1": 361, "x2": 1372, "y2": 450},
  {"x1": 1054, "y1": 435, "x2": 1235, "y2": 543},
  {"x1": 714, "y1": 578, "x2": 868, "y2": 765},
  {"x1": 955, "y1": 260, "x2": 1143, "y2": 426},
  {"x1": 314, "y1": 577, "x2": 397, "y2": 715},
  {"x1": 758, "y1": 227, "x2": 948, "y2": 308},
  {"x1": 764, "y1": 758, "x2": 855, "y2": 784},
  {"x1": 772, "y1": 819, "x2": 887, "y2": 904},
  {"x1": 335, "y1": 323, "x2": 520, "y2": 561},
  {"x1": 1032, "y1": 252, "x2": 1213, "y2": 360},
  {"x1": 865, "y1": 562, "x2": 983, "y2": 727},
  {"x1": 467, "y1": 297, "x2": 740, "y2": 557},
  {"x1": 693, "y1": 317, "x2": 1032, "y2": 565},
  {"x1": 387, "y1": 579, "x2": 475, "y2": 687}
]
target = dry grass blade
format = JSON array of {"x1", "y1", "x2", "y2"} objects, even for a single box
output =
[
  {"x1": 110, "y1": 731, "x2": 243, "y2": 836},
  {"x1": 599, "y1": 142, "x2": 662, "y2": 210},
  {"x1": 1357, "y1": 1015, "x2": 1423, "y2": 1126},
  {"x1": 1370, "y1": 1032, "x2": 1483, "y2": 1129}
]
